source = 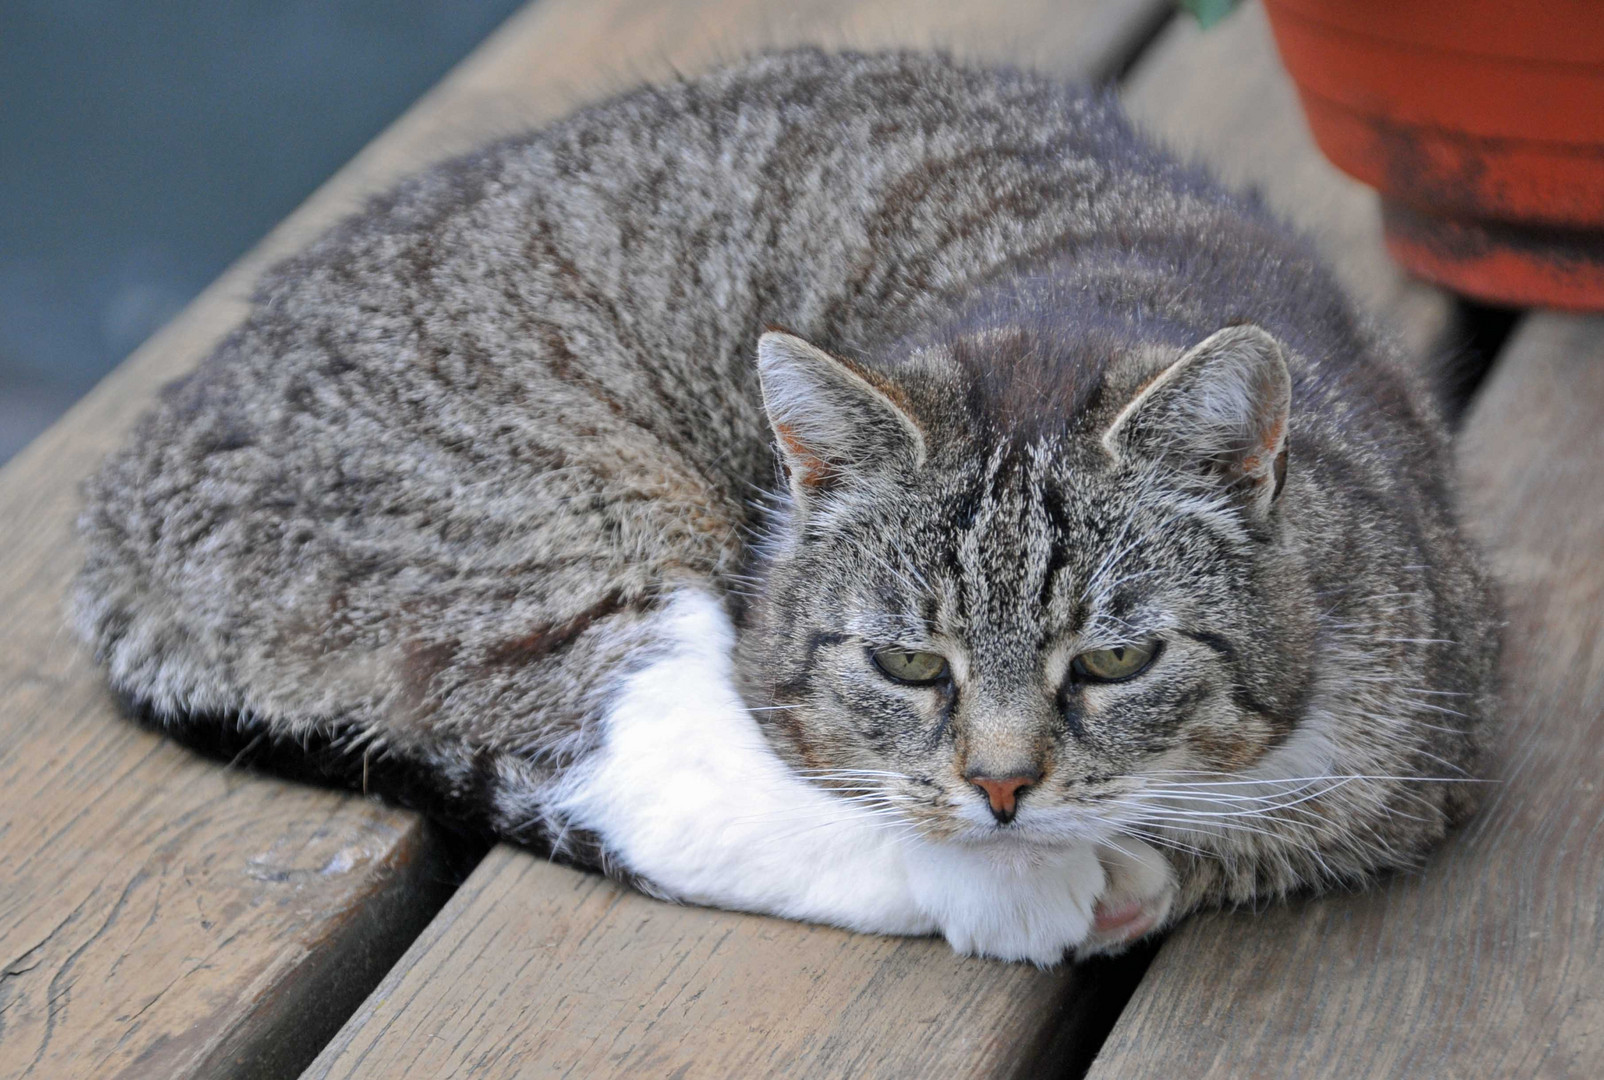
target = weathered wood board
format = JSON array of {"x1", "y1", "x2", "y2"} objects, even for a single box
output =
[
  {"x1": 304, "y1": 845, "x2": 1153, "y2": 1079},
  {"x1": 1087, "y1": 313, "x2": 1604, "y2": 1079}
]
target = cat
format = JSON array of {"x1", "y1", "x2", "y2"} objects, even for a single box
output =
[{"x1": 73, "y1": 48, "x2": 1500, "y2": 964}]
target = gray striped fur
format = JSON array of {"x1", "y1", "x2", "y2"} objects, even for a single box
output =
[{"x1": 75, "y1": 49, "x2": 1498, "y2": 923}]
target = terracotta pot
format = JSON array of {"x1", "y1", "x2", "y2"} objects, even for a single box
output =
[{"x1": 1261, "y1": 0, "x2": 1604, "y2": 310}]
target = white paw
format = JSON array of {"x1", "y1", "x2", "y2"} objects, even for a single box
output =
[
  {"x1": 905, "y1": 841, "x2": 1104, "y2": 965},
  {"x1": 1076, "y1": 839, "x2": 1177, "y2": 958}
]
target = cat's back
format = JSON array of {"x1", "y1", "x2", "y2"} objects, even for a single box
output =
[
  {"x1": 251, "y1": 47, "x2": 1165, "y2": 424},
  {"x1": 77, "y1": 49, "x2": 1183, "y2": 747},
  {"x1": 86, "y1": 48, "x2": 1192, "y2": 591}
]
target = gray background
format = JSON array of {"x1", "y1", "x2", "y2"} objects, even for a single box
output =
[{"x1": 0, "y1": 0, "x2": 525, "y2": 463}]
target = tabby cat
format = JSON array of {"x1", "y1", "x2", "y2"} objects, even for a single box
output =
[{"x1": 74, "y1": 49, "x2": 1499, "y2": 963}]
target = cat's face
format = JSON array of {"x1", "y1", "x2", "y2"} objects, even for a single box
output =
[{"x1": 740, "y1": 324, "x2": 1312, "y2": 847}]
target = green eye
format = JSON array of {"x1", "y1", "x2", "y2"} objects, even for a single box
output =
[
  {"x1": 1071, "y1": 641, "x2": 1160, "y2": 683},
  {"x1": 871, "y1": 647, "x2": 950, "y2": 685}
]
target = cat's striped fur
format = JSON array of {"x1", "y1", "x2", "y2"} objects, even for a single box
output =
[{"x1": 75, "y1": 49, "x2": 1498, "y2": 962}]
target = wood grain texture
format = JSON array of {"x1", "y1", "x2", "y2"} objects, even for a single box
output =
[
  {"x1": 0, "y1": 604, "x2": 456, "y2": 1080},
  {"x1": 1120, "y1": 2, "x2": 1457, "y2": 361},
  {"x1": 1086, "y1": 315, "x2": 1604, "y2": 1080},
  {"x1": 305, "y1": 846, "x2": 1152, "y2": 1079}
]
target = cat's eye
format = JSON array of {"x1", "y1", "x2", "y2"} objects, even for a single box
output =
[
  {"x1": 871, "y1": 647, "x2": 950, "y2": 685},
  {"x1": 1071, "y1": 641, "x2": 1160, "y2": 683}
]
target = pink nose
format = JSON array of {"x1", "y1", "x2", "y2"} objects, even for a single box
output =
[{"x1": 969, "y1": 774, "x2": 1036, "y2": 823}]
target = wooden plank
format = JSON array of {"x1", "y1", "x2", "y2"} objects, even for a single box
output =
[
  {"x1": 0, "y1": 487, "x2": 457, "y2": 1080},
  {"x1": 303, "y1": 846, "x2": 1151, "y2": 1079},
  {"x1": 282, "y1": 1, "x2": 1186, "y2": 1077},
  {"x1": 1120, "y1": 2, "x2": 1457, "y2": 360},
  {"x1": 1086, "y1": 312, "x2": 1604, "y2": 1078}
]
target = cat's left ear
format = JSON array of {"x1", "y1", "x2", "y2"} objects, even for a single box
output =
[
  {"x1": 757, "y1": 330, "x2": 926, "y2": 501},
  {"x1": 1101, "y1": 325, "x2": 1291, "y2": 518}
]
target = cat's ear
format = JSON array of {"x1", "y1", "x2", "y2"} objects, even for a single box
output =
[
  {"x1": 757, "y1": 330, "x2": 926, "y2": 500},
  {"x1": 1101, "y1": 325, "x2": 1291, "y2": 518}
]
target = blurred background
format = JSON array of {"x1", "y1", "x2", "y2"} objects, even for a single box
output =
[{"x1": 0, "y1": 0, "x2": 524, "y2": 464}]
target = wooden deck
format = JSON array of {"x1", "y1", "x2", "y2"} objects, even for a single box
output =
[{"x1": 1, "y1": 2, "x2": 1598, "y2": 1077}]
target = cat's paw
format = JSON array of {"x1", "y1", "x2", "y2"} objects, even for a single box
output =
[
  {"x1": 905, "y1": 840, "x2": 1104, "y2": 965},
  {"x1": 1075, "y1": 839, "x2": 1177, "y2": 958}
]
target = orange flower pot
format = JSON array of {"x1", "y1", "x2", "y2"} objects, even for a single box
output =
[{"x1": 1261, "y1": 0, "x2": 1604, "y2": 310}]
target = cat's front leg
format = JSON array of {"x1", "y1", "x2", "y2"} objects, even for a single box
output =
[
  {"x1": 902, "y1": 836, "x2": 1177, "y2": 964},
  {"x1": 1076, "y1": 838, "x2": 1178, "y2": 958},
  {"x1": 904, "y1": 840, "x2": 1105, "y2": 965}
]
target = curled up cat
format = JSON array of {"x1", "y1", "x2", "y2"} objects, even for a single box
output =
[{"x1": 73, "y1": 49, "x2": 1500, "y2": 964}]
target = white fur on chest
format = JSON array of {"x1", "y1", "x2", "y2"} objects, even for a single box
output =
[{"x1": 547, "y1": 589, "x2": 1113, "y2": 964}]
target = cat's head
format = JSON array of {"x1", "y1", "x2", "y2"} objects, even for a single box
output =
[{"x1": 737, "y1": 319, "x2": 1317, "y2": 847}]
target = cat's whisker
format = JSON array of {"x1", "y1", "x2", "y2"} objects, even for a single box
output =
[
  {"x1": 1110, "y1": 801, "x2": 1313, "y2": 834},
  {"x1": 1117, "y1": 807, "x2": 1324, "y2": 838},
  {"x1": 1122, "y1": 780, "x2": 1334, "y2": 803},
  {"x1": 1133, "y1": 775, "x2": 1336, "y2": 796},
  {"x1": 1401, "y1": 700, "x2": 1471, "y2": 719},
  {"x1": 724, "y1": 797, "x2": 914, "y2": 830},
  {"x1": 1129, "y1": 815, "x2": 1326, "y2": 843},
  {"x1": 1123, "y1": 792, "x2": 1334, "y2": 818},
  {"x1": 1410, "y1": 747, "x2": 1475, "y2": 777},
  {"x1": 794, "y1": 768, "x2": 912, "y2": 780},
  {"x1": 735, "y1": 816, "x2": 918, "y2": 846},
  {"x1": 1131, "y1": 771, "x2": 1489, "y2": 786},
  {"x1": 1115, "y1": 809, "x2": 1323, "y2": 838},
  {"x1": 1105, "y1": 824, "x2": 1216, "y2": 861}
]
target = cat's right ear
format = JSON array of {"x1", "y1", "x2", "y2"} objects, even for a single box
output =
[{"x1": 757, "y1": 331, "x2": 926, "y2": 501}]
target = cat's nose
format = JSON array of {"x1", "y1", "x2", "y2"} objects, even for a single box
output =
[{"x1": 967, "y1": 772, "x2": 1038, "y2": 824}]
